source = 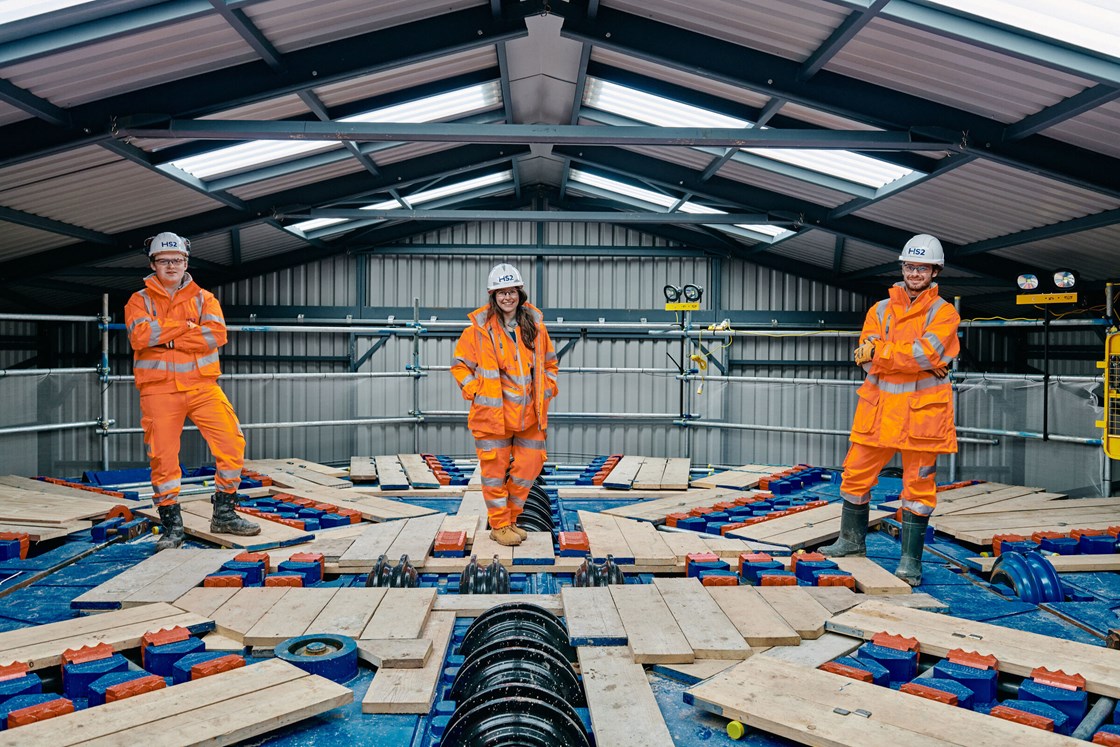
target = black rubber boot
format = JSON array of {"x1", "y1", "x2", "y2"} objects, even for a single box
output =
[
  {"x1": 819, "y1": 502, "x2": 869, "y2": 557},
  {"x1": 155, "y1": 503, "x2": 186, "y2": 551},
  {"x1": 894, "y1": 511, "x2": 931, "y2": 587},
  {"x1": 210, "y1": 491, "x2": 261, "y2": 536}
]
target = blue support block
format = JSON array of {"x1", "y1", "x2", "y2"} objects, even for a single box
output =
[
  {"x1": 318, "y1": 513, "x2": 352, "y2": 529},
  {"x1": 171, "y1": 651, "x2": 241, "y2": 685},
  {"x1": 996, "y1": 699, "x2": 1072, "y2": 735},
  {"x1": 0, "y1": 693, "x2": 69, "y2": 730},
  {"x1": 686, "y1": 560, "x2": 730, "y2": 578},
  {"x1": 0, "y1": 542, "x2": 20, "y2": 563},
  {"x1": 1019, "y1": 679, "x2": 1088, "y2": 723},
  {"x1": 856, "y1": 642, "x2": 917, "y2": 683},
  {"x1": 220, "y1": 560, "x2": 266, "y2": 586},
  {"x1": 675, "y1": 517, "x2": 707, "y2": 532},
  {"x1": 771, "y1": 480, "x2": 793, "y2": 496},
  {"x1": 832, "y1": 655, "x2": 890, "y2": 686},
  {"x1": 63, "y1": 654, "x2": 128, "y2": 700},
  {"x1": 1078, "y1": 534, "x2": 1116, "y2": 554},
  {"x1": 794, "y1": 559, "x2": 838, "y2": 584},
  {"x1": 932, "y1": 660, "x2": 998, "y2": 705},
  {"x1": 276, "y1": 560, "x2": 322, "y2": 586},
  {"x1": 703, "y1": 522, "x2": 731, "y2": 536},
  {"x1": 916, "y1": 677, "x2": 975, "y2": 709},
  {"x1": 740, "y1": 560, "x2": 785, "y2": 585},
  {"x1": 1039, "y1": 537, "x2": 1080, "y2": 555},
  {"x1": 704, "y1": 512, "x2": 731, "y2": 524},
  {"x1": 1001, "y1": 540, "x2": 1040, "y2": 555},
  {"x1": 90, "y1": 518, "x2": 124, "y2": 543},
  {"x1": 301, "y1": 518, "x2": 321, "y2": 531},
  {"x1": 0, "y1": 674, "x2": 41, "y2": 704},
  {"x1": 144, "y1": 636, "x2": 207, "y2": 677},
  {"x1": 86, "y1": 670, "x2": 157, "y2": 706},
  {"x1": 1098, "y1": 724, "x2": 1120, "y2": 740},
  {"x1": 750, "y1": 501, "x2": 773, "y2": 511},
  {"x1": 697, "y1": 570, "x2": 739, "y2": 584}
]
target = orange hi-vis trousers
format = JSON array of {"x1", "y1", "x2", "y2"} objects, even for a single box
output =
[
  {"x1": 140, "y1": 384, "x2": 245, "y2": 506},
  {"x1": 475, "y1": 410, "x2": 547, "y2": 529},
  {"x1": 839, "y1": 442, "x2": 938, "y2": 517}
]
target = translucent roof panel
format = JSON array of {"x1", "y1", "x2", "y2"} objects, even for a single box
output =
[
  {"x1": 172, "y1": 81, "x2": 502, "y2": 180},
  {"x1": 569, "y1": 169, "x2": 794, "y2": 241},
  {"x1": 924, "y1": 0, "x2": 1120, "y2": 59},
  {"x1": 0, "y1": 0, "x2": 97, "y2": 26},
  {"x1": 584, "y1": 78, "x2": 916, "y2": 190},
  {"x1": 288, "y1": 170, "x2": 513, "y2": 237}
]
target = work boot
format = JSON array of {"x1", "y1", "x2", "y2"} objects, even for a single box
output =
[
  {"x1": 509, "y1": 523, "x2": 528, "y2": 540},
  {"x1": 819, "y1": 502, "x2": 869, "y2": 557},
  {"x1": 489, "y1": 525, "x2": 522, "y2": 547},
  {"x1": 894, "y1": 511, "x2": 931, "y2": 587},
  {"x1": 210, "y1": 491, "x2": 261, "y2": 536},
  {"x1": 155, "y1": 503, "x2": 186, "y2": 551}
]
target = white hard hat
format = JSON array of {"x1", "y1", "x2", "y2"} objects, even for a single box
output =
[
  {"x1": 146, "y1": 231, "x2": 190, "y2": 258},
  {"x1": 898, "y1": 234, "x2": 944, "y2": 266},
  {"x1": 487, "y1": 263, "x2": 524, "y2": 292}
]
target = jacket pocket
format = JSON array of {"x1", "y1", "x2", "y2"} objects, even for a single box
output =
[
  {"x1": 909, "y1": 387, "x2": 952, "y2": 440},
  {"x1": 851, "y1": 385, "x2": 879, "y2": 435}
]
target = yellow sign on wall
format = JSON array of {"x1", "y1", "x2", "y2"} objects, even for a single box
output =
[
  {"x1": 1015, "y1": 292, "x2": 1077, "y2": 305},
  {"x1": 665, "y1": 302, "x2": 701, "y2": 311}
]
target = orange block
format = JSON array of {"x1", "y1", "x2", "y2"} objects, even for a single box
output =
[
  {"x1": 1070, "y1": 528, "x2": 1108, "y2": 540},
  {"x1": 701, "y1": 575, "x2": 739, "y2": 587},
  {"x1": 665, "y1": 513, "x2": 689, "y2": 527},
  {"x1": 0, "y1": 663, "x2": 28, "y2": 682},
  {"x1": 203, "y1": 575, "x2": 243, "y2": 588},
  {"x1": 264, "y1": 575, "x2": 303, "y2": 587},
  {"x1": 1094, "y1": 732, "x2": 1120, "y2": 746},
  {"x1": 191, "y1": 654, "x2": 245, "y2": 680},
  {"x1": 105, "y1": 674, "x2": 166, "y2": 703},
  {"x1": 760, "y1": 575, "x2": 797, "y2": 587},
  {"x1": 106, "y1": 505, "x2": 135, "y2": 522},
  {"x1": 434, "y1": 530, "x2": 467, "y2": 553},
  {"x1": 818, "y1": 661, "x2": 873, "y2": 682},
  {"x1": 1031, "y1": 530, "x2": 1068, "y2": 543},
  {"x1": 719, "y1": 522, "x2": 748, "y2": 535},
  {"x1": 1031, "y1": 666, "x2": 1086, "y2": 692},
  {"x1": 336, "y1": 508, "x2": 362, "y2": 524},
  {"x1": 816, "y1": 575, "x2": 856, "y2": 589},
  {"x1": 947, "y1": 649, "x2": 998, "y2": 671},
  {"x1": 790, "y1": 552, "x2": 825, "y2": 571},
  {"x1": 289, "y1": 552, "x2": 325, "y2": 575},
  {"x1": 141, "y1": 626, "x2": 190, "y2": 651},
  {"x1": 685, "y1": 552, "x2": 719, "y2": 574},
  {"x1": 872, "y1": 632, "x2": 920, "y2": 653},
  {"x1": 234, "y1": 551, "x2": 271, "y2": 572},
  {"x1": 990, "y1": 705, "x2": 1054, "y2": 732},
  {"x1": 900, "y1": 682, "x2": 957, "y2": 705},
  {"x1": 7, "y1": 698, "x2": 74, "y2": 728},
  {"x1": 558, "y1": 531, "x2": 590, "y2": 553},
  {"x1": 61, "y1": 642, "x2": 113, "y2": 668},
  {"x1": 991, "y1": 534, "x2": 1025, "y2": 556}
]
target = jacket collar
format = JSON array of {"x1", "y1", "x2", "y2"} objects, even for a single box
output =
[
  {"x1": 469, "y1": 301, "x2": 543, "y2": 329},
  {"x1": 144, "y1": 272, "x2": 197, "y2": 299},
  {"x1": 889, "y1": 280, "x2": 939, "y2": 308}
]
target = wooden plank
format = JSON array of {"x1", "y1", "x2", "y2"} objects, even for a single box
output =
[
  {"x1": 687, "y1": 656, "x2": 1083, "y2": 747},
  {"x1": 652, "y1": 577, "x2": 751, "y2": 659},
  {"x1": 827, "y1": 599, "x2": 1120, "y2": 697},
  {"x1": 469, "y1": 524, "x2": 514, "y2": 562},
  {"x1": 397, "y1": 453, "x2": 441, "y2": 489},
  {"x1": 690, "y1": 468, "x2": 769, "y2": 490},
  {"x1": 971, "y1": 553, "x2": 1120, "y2": 574},
  {"x1": 0, "y1": 475, "x2": 130, "y2": 502},
  {"x1": 705, "y1": 586, "x2": 801, "y2": 647},
  {"x1": 578, "y1": 646, "x2": 675, "y2": 747},
  {"x1": 947, "y1": 492, "x2": 1075, "y2": 515},
  {"x1": 611, "y1": 516, "x2": 676, "y2": 565},
  {"x1": 934, "y1": 481, "x2": 1010, "y2": 501},
  {"x1": 599, "y1": 487, "x2": 735, "y2": 522},
  {"x1": 374, "y1": 455, "x2": 410, "y2": 490},
  {"x1": 362, "y1": 611, "x2": 455, "y2": 713},
  {"x1": 137, "y1": 503, "x2": 313, "y2": 551},
  {"x1": 659, "y1": 529, "x2": 717, "y2": 562},
  {"x1": 360, "y1": 587, "x2": 437, "y2": 640},
  {"x1": 383, "y1": 513, "x2": 446, "y2": 568},
  {"x1": 305, "y1": 587, "x2": 386, "y2": 638},
  {"x1": 512, "y1": 531, "x2": 555, "y2": 565},
  {"x1": 631, "y1": 457, "x2": 667, "y2": 490},
  {"x1": 439, "y1": 513, "x2": 480, "y2": 543},
  {"x1": 0, "y1": 489, "x2": 114, "y2": 523},
  {"x1": 758, "y1": 631, "x2": 861, "y2": 667},
  {"x1": 433, "y1": 593, "x2": 562, "y2": 618},
  {"x1": 579, "y1": 510, "x2": 635, "y2": 563},
  {"x1": 1, "y1": 658, "x2": 352, "y2": 747},
  {"x1": 270, "y1": 485, "x2": 437, "y2": 521},
  {"x1": 727, "y1": 503, "x2": 891, "y2": 551},
  {"x1": 951, "y1": 517, "x2": 1120, "y2": 546},
  {"x1": 122, "y1": 548, "x2": 241, "y2": 608},
  {"x1": 201, "y1": 632, "x2": 246, "y2": 652},
  {"x1": 660, "y1": 457, "x2": 692, "y2": 489},
  {"x1": 356, "y1": 638, "x2": 432, "y2": 669},
  {"x1": 933, "y1": 505, "x2": 1120, "y2": 532},
  {"x1": 804, "y1": 586, "x2": 862, "y2": 615},
  {"x1": 608, "y1": 583, "x2": 693, "y2": 664},
  {"x1": 455, "y1": 489, "x2": 487, "y2": 519},
  {"x1": 559, "y1": 487, "x2": 697, "y2": 500},
  {"x1": 602, "y1": 455, "x2": 645, "y2": 489},
  {"x1": 349, "y1": 456, "x2": 378, "y2": 482},
  {"x1": 337, "y1": 519, "x2": 406, "y2": 570},
  {"x1": 211, "y1": 587, "x2": 291, "y2": 640},
  {"x1": 652, "y1": 659, "x2": 741, "y2": 684},
  {"x1": 173, "y1": 587, "x2": 241, "y2": 618},
  {"x1": 757, "y1": 586, "x2": 833, "y2": 639},
  {"x1": 560, "y1": 587, "x2": 627, "y2": 646},
  {"x1": 71, "y1": 548, "x2": 214, "y2": 609},
  {"x1": 0, "y1": 522, "x2": 88, "y2": 541},
  {"x1": 933, "y1": 485, "x2": 1049, "y2": 515},
  {"x1": 832, "y1": 556, "x2": 913, "y2": 595},
  {"x1": 243, "y1": 588, "x2": 338, "y2": 648}
]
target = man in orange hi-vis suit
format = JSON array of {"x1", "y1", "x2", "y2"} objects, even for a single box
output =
[
  {"x1": 451, "y1": 264, "x2": 559, "y2": 547},
  {"x1": 821, "y1": 234, "x2": 960, "y2": 587},
  {"x1": 125, "y1": 231, "x2": 259, "y2": 550}
]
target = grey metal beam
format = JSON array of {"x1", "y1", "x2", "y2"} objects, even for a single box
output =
[
  {"x1": 0, "y1": 206, "x2": 117, "y2": 245},
  {"x1": 351, "y1": 244, "x2": 712, "y2": 257},
  {"x1": 798, "y1": 0, "x2": 890, "y2": 81},
  {"x1": 114, "y1": 119, "x2": 957, "y2": 150},
  {"x1": 1005, "y1": 85, "x2": 1120, "y2": 141},
  {"x1": 207, "y1": 0, "x2": 284, "y2": 70},
  {"x1": 295, "y1": 209, "x2": 794, "y2": 224},
  {"x1": 0, "y1": 78, "x2": 70, "y2": 126},
  {"x1": 954, "y1": 207, "x2": 1120, "y2": 258}
]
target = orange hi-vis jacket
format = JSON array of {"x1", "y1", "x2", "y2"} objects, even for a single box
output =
[
  {"x1": 451, "y1": 303, "x2": 559, "y2": 436},
  {"x1": 851, "y1": 281, "x2": 960, "y2": 454},
  {"x1": 125, "y1": 274, "x2": 228, "y2": 394}
]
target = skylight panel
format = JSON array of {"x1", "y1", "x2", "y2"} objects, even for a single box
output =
[
  {"x1": 584, "y1": 78, "x2": 915, "y2": 190},
  {"x1": 0, "y1": 0, "x2": 96, "y2": 25},
  {"x1": 925, "y1": 0, "x2": 1120, "y2": 59},
  {"x1": 173, "y1": 81, "x2": 502, "y2": 180}
]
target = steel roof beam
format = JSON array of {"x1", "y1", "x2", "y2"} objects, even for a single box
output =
[
  {"x1": 0, "y1": 206, "x2": 116, "y2": 245},
  {"x1": 798, "y1": 0, "x2": 891, "y2": 81},
  {"x1": 294, "y1": 208, "x2": 794, "y2": 224}
]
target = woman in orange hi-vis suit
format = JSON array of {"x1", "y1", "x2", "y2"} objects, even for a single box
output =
[
  {"x1": 451, "y1": 264, "x2": 559, "y2": 547},
  {"x1": 125, "y1": 231, "x2": 260, "y2": 551},
  {"x1": 821, "y1": 234, "x2": 960, "y2": 587}
]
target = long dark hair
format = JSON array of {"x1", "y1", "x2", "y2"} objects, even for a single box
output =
[{"x1": 488, "y1": 288, "x2": 538, "y2": 350}]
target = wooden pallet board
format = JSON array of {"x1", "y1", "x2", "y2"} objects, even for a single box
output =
[
  {"x1": 561, "y1": 587, "x2": 627, "y2": 646},
  {"x1": 246, "y1": 458, "x2": 349, "y2": 478},
  {"x1": 269, "y1": 485, "x2": 437, "y2": 521},
  {"x1": 758, "y1": 631, "x2": 862, "y2": 667},
  {"x1": 439, "y1": 513, "x2": 480, "y2": 545},
  {"x1": 455, "y1": 489, "x2": 487, "y2": 519},
  {"x1": 599, "y1": 487, "x2": 739, "y2": 522},
  {"x1": 652, "y1": 658, "x2": 742, "y2": 684},
  {"x1": 686, "y1": 656, "x2": 1083, "y2": 747},
  {"x1": 578, "y1": 646, "x2": 675, "y2": 747},
  {"x1": 726, "y1": 503, "x2": 891, "y2": 551},
  {"x1": 383, "y1": 512, "x2": 445, "y2": 568},
  {"x1": 602, "y1": 455, "x2": 645, "y2": 489},
  {"x1": 756, "y1": 586, "x2": 832, "y2": 639},
  {"x1": 827, "y1": 598, "x2": 1120, "y2": 697},
  {"x1": 336, "y1": 519, "x2": 406, "y2": 570},
  {"x1": 71, "y1": 548, "x2": 238, "y2": 610},
  {"x1": 0, "y1": 475, "x2": 128, "y2": 503},
  {"x1": 0, "y1": 658, "x2": 352, "y2": 747},
  {"x1": 361, "y1": 588, "x2": 437, "y2": 640},
  {"x1": 210, "y1": 587, "x2": 292, "y2": 639},
  {"x1": 932, "y1": 504, "x2": 1120, "y2": 545},
  {"x1": 374, "y1": 456, "x2": 410, "y2": 490},
  {"x1": 657, "y1": 530, "x2": 761, "y2": 562},
  {"x1": 468, "y1": 528, "x2": 514, "y2": 563},
  {"x1": 689, "y1": 467, "x2": 773, "y2": 490},
  {"x1": 632, "y1": 457, "x2": 667, "y2": 489},
  {"x1": 947, "y1": 492, "x2": 1073, "y2": 515},
  {"x1": 173, "y1": 586, "x2": 241, "y2": 618},
  {"x1": 660, "y1": 457, "x2": 692, "y2": 490},
  {"x1": 617, "y1": 517, "x2": 677, "y2": 565},
  {"x1": 558, "y1": 487, "x2": 692, "y2": 500},
  {"x1": 397, "y1": 453, "x2": 441, "y2": 489},
  {"x1": 608, "y1": 583, "x2": 693, "y2": 664},
  {"x1": 0, "y1": 602, "x2": 213, "y2": 670},
  {"x1": 243, "y1": 587, "x2": 338, "y2": 648},
  {"x1": 357, "y1": 638, "x2": 433, "y2": 669},
  {"x1": 432, "y1": 593, "x2": 562, "y2": 617},
  {"x1": 362, "y1": 611, "x2": 456, "y2": 713},
  {"x1": 652, "y1": 577, "x2": 751, "y2": 659},
  {"x1": 512, "y1": 531, "x2": 555, "y2": 564},
  {"x1": 137, "y1": 502, "x2": 313, "y2": 551},
  {"x1": 349, "y1": 456, "x2": 378, "y2": 482},
  {"x1": 971, "y1": 553, "x2": 1120, "y2": 574},
  {"x1": 0, "y1": 489, "x2": 114, "y2": 524},
  {"x1": 0, "y1": 522, "x2": 90, "y2": 541},
  {"x1": 830, "y1": 556, "x2": 914, "y2": 595},
  {"x1": 578, "y1": 510, "x2": 635, "y2": 563},
  {"x1": 307, "y1": 587, "x2": 387, "y2": 638},
  {"x1": 705, "y1": 586, "x2": 801, "y2": 647}
]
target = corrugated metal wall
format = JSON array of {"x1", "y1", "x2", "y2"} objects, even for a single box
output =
[{"x1": 0, "y1": 222, "x2": 1112, "y2": 494}]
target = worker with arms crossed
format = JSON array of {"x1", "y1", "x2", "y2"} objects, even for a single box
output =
[
  {"x1": 125, "y1": 231, "x2": 260, "y2": 550},
  {"x1": 821, "y1": 234, "x2": 960, "y2": 586},
  {"x1": 451, "y1": 264, "x2": 559, "y2": 546}
]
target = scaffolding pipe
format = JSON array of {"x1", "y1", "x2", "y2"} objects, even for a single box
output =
[
  {"x1": 107, "y1": 416, "x2": 421, "y2": 435},
  {"x1": 0, "y1": 312, "x2": 100, "y2": 323},
  {"x1": 105, "y1": 370, "x2": 419, "y2": 383},
  {"x1": 0, "y1": 420, "x2": 107, "y2": 436},
  {"x1": 424, "y1": 410, "x2": 683, "y2": 421},
  {"x1": 423, "y1": 365, "x2": 680, "y2": 374},
  {"x1": 955, "y1": 426, "x2": 1100, "y2": 446},
  {"x1": 100, "y1": 294, "x2": 111, "y2": 471},
  {"x1": 674, "y1": 418, "x2": 998, "y2": 445},
  {"x1": 950, "y1": 295, "x2": 961, "y2": 482},
  {"x1": 0, "y1": 368, "x2": 98, "y2": 377}
]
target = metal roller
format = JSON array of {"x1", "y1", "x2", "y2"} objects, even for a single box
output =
[
  {"x1": 442, "y1": 682, "x2": 591, "y2": 747},
  {"x1": 274, "y1": 634, "x2": 359, "y2": 683},
  {"x1": 449, "y1": 643, "x2": 585, "y2": 706},
  {"x1": 460, "y1": 611, "x2": 576, "y2": 665},
  {"x1": 459, "y1": 555, "x2": 511, "y2": 594},
  {"x1": 990, "y1": 550, "x2": 1064, "y2": 604}
]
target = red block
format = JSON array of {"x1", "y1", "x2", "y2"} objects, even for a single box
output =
[
  {"x1": 289, "y1": 552, "x2": 325, "y2": 575},
  {"x1": 434, "y1": 530, "x2": 467, "y2": 553},
  {"x1": 816, "y1": 575, "x2": 856, "y2": 589},
  {"x1": 900, "y1": 682, "x2": 957, "y2": 705},
  {"x1": 234, "y1": 551, "x2": 271, "y2": 572},
  {"x1": 203, "y1": 574, "x2": 243, "y2": 588},
  {"x1": 701, "y1": 575, "x2": 739, "y2": 587},
  {"x1": 191, "y1": 654, "x2": 245, "y2": 680},
  {"x1": 818, "y1": 661, "x2": 873, "y2": 682},
  {"x1": 264, "y1": 575, "x2": 303, "y2": 587},
  {"x1": 0, "y1": 662, "x2": 29, "y2": 682},
  {"x1": 7, "y1": 698, "x2": 74, "y2": 728},
  {"x1": 760, "y1": 575, "x2": 797, "y2": 587},
  {"x1": 61, "y1": 642, "x2": 114, "y2": 668},
  {"x1": 1031, "y1": 666, "x2": 1086, "y2": 692},
  {"x1": 558, "y1": 531, "x2": 590, "y2": 553},
  {"x1": 991, "y1": 534, "x2": 1025, "y2": 556},
  {"x1": 990, "y1": 705, "x2": 1054, "y2": 732},
  {"x1": 1031, "y1": 530, "x2": 1068, "y2": 543},
  {"x1": 790, "y1": 552, "x2": 824, "y2": 571},
  {"x1": 737, "y1": 552, "x2": 772, "y2": 573},
  {"x1": 872, "y1": 632, "x2": 920, "y2": 653},
  {"x1": 1095, "y1": 732, "x2": 1120, "y2": 746},
  {"x1": 719, "y1": 522, "x2": 748, "y2": 535},
  {"x1": 336, "y1": 508, "x2": 362, "y2": 524},
  {"x1": 947, "y1": 649, "x2": 998, "y2": 671},
  {"x1": 664, "y1": 513, "x2": 689, "y2": 528},
  {"x1": 685, "y1": 552, "x2": 719, "y2": 574},
  {"x1": 105, "y1": 674, "x2": 166, "y2": 703}
]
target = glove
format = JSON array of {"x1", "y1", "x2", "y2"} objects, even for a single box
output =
[
  {"x1": 931, "y1": 365, "x2": 949, "y2": 379},
  {"x1": 853, "y1": 340, "x2": 877, "y2": 366}
]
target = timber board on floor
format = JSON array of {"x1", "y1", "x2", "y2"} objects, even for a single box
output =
[
  {"x1": 72, "y1": 548, "x2": 239, "y2": 609},
  {"x1": 137, "y1": 502, "x2": 312, "y2": 551},
  {"x1": 362, "y1": 611, "x2": 455, "y2": 714},
  {"x1": 578, "y1": 646, "x2": 675, "y2": 747},
  {"x1": 0, "y1": 658, "x2": 352, "y2": 747},
  {"x1": 726, "y1": 502, "x2": 891, "y2": 550},
  {"x1": 269, "y1": 485, "x2": 437, "y2": 521}
]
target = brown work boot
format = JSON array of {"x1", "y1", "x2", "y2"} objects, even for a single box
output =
[
  {"x1": 509, "y1": 524, "x2": 528, "y2": 540},
  {"x1": 489, "y1": 525, "x2": 522, "y2": 546}
]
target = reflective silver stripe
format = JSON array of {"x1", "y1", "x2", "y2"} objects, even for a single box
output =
[
  {"x1": 481, "y1": 476, "x2": 506, "y2": 488},
  {"x1": 508, "y1": 494, "x2": 527, "y2": 507},
  {"x1": 478, "y1": 367, "x2": 500, "y2": 379},
  {"x1": 526, "y1": 306, "x2": 543, "y2": 323},
  {"x1": 139, "y1": 290, "x2": 154, "y2": 317},
  {"x1": 840, "y1": 490, "x2": 870, "y2": 505},
  {"x1": 148, "y1": 321, "x2": 162, "y2": 347},
  {"x1": 459, "y1": 374, "x2": 477, "y2": 389},
  {"x1": 127, "y1": 317, "x2": 149, "y2": 333},
  {"x1": 865, "y1": 374, "x2": 946, "y2": 395},
  {"x1": 923, "y1": 332, "x2": 944, "y2": 356},
  {"x1": 901, "y1": 500, "x2": 934, "y2": 516},
  {"x1": 135, "y1": 360, "x2": 170, "y2": 371},
  {"x1": 197, "y1": 350, "x2": 219, "y2": 368},
  {"x1": 453, "y1": 356, "x2": 477, "y2": 371},
  {"x1": 545, "y1": 352, "x2": 557, "y2": 362},
  {"x1": 501, "y1": 372, "x2": 532, "y2": 386},
  {"x1": 201, "y1": 313, "x2": 223, "y2": 324},
  {"x1": 471, "y1": 309, "x2": 489, "y2": 327},
  {"x1": 513, "y1": 436, "x2": 546, "y2": 450},
  {"x1": 196, "y1": 295, "x2": 204, "y2": 318},
  {"x1": 874, "y1": 299, "x2": 889, "y2": 325},
  {"x1": 503, "y1": 392, "x2": 532, "y2": 405},
  {"x1": 912, "y1": 340, "x2": 933, "y2": 371},
  {"x1": 544, "y1": 389, "x2": 554, "y2": 400},
  {"x1": 545, "y1": 371, "x2": 557, "y2": 381},
  {"x1": 925, "y1": 298, "x2": 946, "y2": 328},
  {"x1": 475, "y1": 395, "x2": 504, "y2": 407},
  {"x1": 510, "y1": 475, "x2": 535, "y2": 489},
  {"x1": 200, "y1": 327, "x2": 217, "y2": 349},
  {"x1": 917, "y1": 465, "x2": 937, "y2": 478},
  {"x1": 484, "y1": 498, "x2": 506, "y2": 508},
  {"x1": 136, "y1": 355, "x2": 220, "y2": 374},
  {"x1": 217, "y1": 469, "x2": 242, "y2": 480},
  {"x1": 155, "y1": 478, "x2": 180, "y2": 493},
  {"x1": 476, "y1": 438, "x2": 512, "y2": 450}
]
